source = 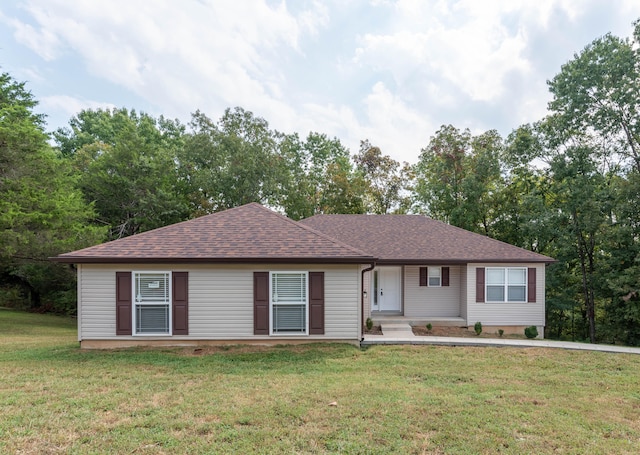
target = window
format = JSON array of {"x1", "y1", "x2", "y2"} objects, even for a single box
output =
[
  {"x1": 270, "y1": 272, "x2": 307, "y2": 334},
  {"x1": 428, "y1": 267, "x2": 441, "y2": 287},
  {"x1": 486, "y1": 267, "x2": 526, "y2": 303},
  {"x1": 134, "y1": 272, "x2": 171, "y2": 334}
]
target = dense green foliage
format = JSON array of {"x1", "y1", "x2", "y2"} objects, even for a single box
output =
[
  {"x1": 0, "y1": 73, "x2": 105, "y2": 313},
  {"x1": 1, "y1": 20, "x2": 639, "y2": 344}
]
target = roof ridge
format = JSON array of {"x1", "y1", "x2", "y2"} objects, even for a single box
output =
[{"x1": 251, "y1": 204, "x2": 375, "y2": 259}]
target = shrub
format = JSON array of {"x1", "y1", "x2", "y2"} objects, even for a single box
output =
[
  {"x1": 498, "y1": 329, "x2": 504, "y2": 337},
  {"x1": 525, "y1": 326, "x2": 538, "y2": 339},
  {"x1": 474, "y1": 321, "x2": 482, "y2": 336},
  {"x1": 426, "y1": 323, "x2": 433, "y2": 331},
  {"x1": 366, "y1": 318, "x2": 373, "y2": 331}
]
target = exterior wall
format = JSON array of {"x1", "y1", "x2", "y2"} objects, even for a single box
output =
[
  {"x1": 459, "y1": 265, "x2": 467, "y2": 322},
  {"x1": 465, "y1": 263, "x2": 545, "y2": 331},
  {"x1": 78, "y1": 263, "x2": 361, "y2": 343},
  {"x1": 403, "y1": 265, "x2": 462, "y2": 317},
  {"x1": 362, "y1": 266, "x2": 372, "y2": 320}
]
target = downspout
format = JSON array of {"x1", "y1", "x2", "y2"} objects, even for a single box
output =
[{"x1": 361, "y1": 261, "x2": 376, "y2": 341}]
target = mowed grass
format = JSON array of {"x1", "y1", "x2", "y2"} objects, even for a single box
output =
[{"x1": 1, "y1": 310, "x2": 639, "y2": 454}]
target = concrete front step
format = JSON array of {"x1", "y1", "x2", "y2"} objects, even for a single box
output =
[{"x1": 380, "y1": 323, "x2": 414, "y2": 336}]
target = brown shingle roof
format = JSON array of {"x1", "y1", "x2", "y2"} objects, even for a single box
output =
[
  {"x1": 54, "y1": 203, "x2": 374, "y2": 264},
  {"x1": 300, "y1": 214, "x2": 555, "y2": 264}
]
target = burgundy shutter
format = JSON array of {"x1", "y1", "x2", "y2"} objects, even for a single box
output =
[
  {"x1": 172, "y1": 272, "x2": 189, "y2": 335},
  {"x1": 116, "y1": 272, "x2": 132, "y2": 335},
  {"x1": 309, "y1": 272, "x2": 325, "y2": 335},
  {"x1": 254, "y1": 272, "x2": 269, "y2": 335},
  {"x1": 475, "y1": 267, "x2": 485, "y2": 303},
  {"x1": 527, "y1": 267, "x2": 536, "y2": 303},
  {"x1": 419, "y1": 267, "x2": 427, "y2": 287},
  {"x1": 442, "y1": 267, "x2": 450, "y2": 287}
]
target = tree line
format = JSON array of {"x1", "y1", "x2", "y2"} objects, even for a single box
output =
[{"x1": 1, "y1": 20, "x2": 638, "y2": 345}]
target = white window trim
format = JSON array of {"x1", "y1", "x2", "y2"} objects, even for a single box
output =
[
  {"x1": 132, "y1": 271, "x2": 172, "y2": 336},
  {"x1": 485, "y1": 267, "x2": 527, "y2": 303},
  {"x1": 269, "y1": 271, "x2": 309, "y2": 336},
  {"x1": 428, "y1": 267, "x2": 442, "y2": 287}
]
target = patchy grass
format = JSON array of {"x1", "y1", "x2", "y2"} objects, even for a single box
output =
[{"x1": 1, "y1": 310, "x2": 639, "y2": 454}]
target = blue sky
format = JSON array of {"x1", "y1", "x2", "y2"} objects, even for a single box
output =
[{"x1": 1, "y1": 0, "x2": 639, "y2": 163}]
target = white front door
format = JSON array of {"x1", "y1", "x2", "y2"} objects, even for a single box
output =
[{"x1": 373, "y1": 267, "x2": 402, "y2": 312}]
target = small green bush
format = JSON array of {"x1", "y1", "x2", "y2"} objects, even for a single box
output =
[
  {"x1": 474, "y1": 321, "x2": 482, "y2": 336},
  {"x1": 498, "y1": 329, "x2": 504, "y2": 337},
  {"x1": 366, "y1": 318, "x2": 373, "y2": 331},
  {"x1": 426, "y1": 323, "x2": 433, "y2": 331},
  {"x1": 525, "y1": 326, "x2": 538, "y2": 339}
]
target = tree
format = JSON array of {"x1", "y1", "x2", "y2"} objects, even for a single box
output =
[
  {"x1": 546, "y1": 145, "x2": 609, "y2": 343},
  {"x1": 354, "y1": 140, "x2": 412, "y2": 214},
  {"x1": 0, "y1": 73, "x2": 105, "y2": 312},
  {"x1": 547, "y1": 20, "x2": 640, "y2": 171},
  {"x1": 414, "y1": 125, "x2": 502, "y2": 234},
  {"x1": 178, "y1": 108, "x2": 288, "y2": 215},
  {"x1": 280, "y1": 132, "x2": 365, "y2": 219},
  {"x1": 57, "y1": 108, "x2": 189, "y2": 239}
]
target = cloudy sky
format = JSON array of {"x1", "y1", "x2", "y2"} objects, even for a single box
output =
[{"x1": 1, "y1": 0, "x2": 639, "y2": 163}]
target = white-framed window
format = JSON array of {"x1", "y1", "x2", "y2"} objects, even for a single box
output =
[
  {"x1": 270, "y1": 271, "x2": 308, "y2": 335},
  {"x1": 486, "y1": 267, "x2": 526, "y2": 303},
  {"x1": 133, "y1": 271, "x2": 171, "y2": 335},
  {"x1": 428, "y1": 267, "x2": 441, "y2": 287}
]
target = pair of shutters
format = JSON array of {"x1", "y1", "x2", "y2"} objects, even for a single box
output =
[
  {"x1": 475, "y1": 267, "x2": 536, "y2": 303},
  {"x1": 419, "y1": 267, "x2": 450, "y2": 287},
  {"x1": 253, "y1": 271, "x2": 325, "y2": 335},
  {"x1": 115, "y1": 271, "x2": 189, "y2": 335}
]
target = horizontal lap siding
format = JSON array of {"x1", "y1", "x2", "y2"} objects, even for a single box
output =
[
  {"x1": 466, "y1": 264, "x2": 545, "y2": 326},
  {"x1": 404, "y1": 266, "x2": 461, "y2": 317},
  {"x1": 78, "y1": 264, "x2": 359, "y2": 340},
  {"x1": 79, "y1": 265, "x2": 118, "y2": 339}
]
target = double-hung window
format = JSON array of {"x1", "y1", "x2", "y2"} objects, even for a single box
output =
[
  {"x1": 134, "y1": 272, "x2": 171, "y2": 335},
  {"x1": 270, "y1": 272, "x2": 307, "y2": 335},
  {"x1": 486, "y1": 267, "x2": 526, "y2": 303},
  {"x1": 428, "y1": 267, "x2": 441, "y2": 287}
]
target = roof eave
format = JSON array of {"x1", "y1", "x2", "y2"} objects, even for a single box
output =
[
  {"x1": 50, "y1": 255, "x2": 376, "y2": 265},
  {"x1": 376, "y1": 258, "x2": 557, "y2": 265}
]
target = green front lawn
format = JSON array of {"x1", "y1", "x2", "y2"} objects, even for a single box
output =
[{"x1": 1, "y1": 309, "x2": 639, "y2": 454}]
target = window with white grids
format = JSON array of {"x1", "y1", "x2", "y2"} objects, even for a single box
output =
[
  {"x1": 486, "y1": 267, "x2": 526, "y2": 303},
  {"x1": 270, "y1": 272, "x2": 307, "y2": 334},
  {"x1": 428, "y1": 267, "x2": 441, "y2": 287},
  {"x1": 134, "y1": 272, "x2": 171, "y2": 334}
]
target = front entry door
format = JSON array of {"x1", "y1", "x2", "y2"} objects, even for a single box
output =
[{"x1": 375, "y1": 267, "x2": 402, "y2": 312}]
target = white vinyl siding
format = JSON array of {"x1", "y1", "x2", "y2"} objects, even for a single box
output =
[
  {"x1": 466, "y1": 264, "x2": 545, "y2": 327},
  {"x1": 77, "y1": 264, "x2": 360, "y2": 341},
  {"x1": 404, "y1": 266, "x2": 461, "y2": 317}
]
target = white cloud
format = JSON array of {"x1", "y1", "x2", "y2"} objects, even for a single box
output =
[
  {"x1": 3, "y1": 0, "x2": 640, "y2": 165},
  {"x1": 40, "y1": 95, "x2": 116, "y2": 118}
]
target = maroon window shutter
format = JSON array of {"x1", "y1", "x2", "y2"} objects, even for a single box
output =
[
  {"x1": 254, "y1": 272, "x2": 269, "y2": 335},
  {"x1": 116, "y1": 272, "x2": 132, "y2": 335},
  {"x1": 419, "y1": 267, "x2": 427, "y2": 287},
  {"x1": 172, "y1": 272, "x2": 189, "y2": 335},
  {"x1": 442, "y1": 267, "x2": 450, "y2": 287},
  {"x1": 527, "y1": 267, "x2": 537, "y2": 303},
  {"x1": 309, "y1": 272, "x2": 325, "y2": 335},
  {"x1": 476, "y1": 268, "x2": 485, "y2": 303}
]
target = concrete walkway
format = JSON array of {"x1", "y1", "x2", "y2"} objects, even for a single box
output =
[{"x1": 365, "y1": 323, "x2": 640, "y2": 355}]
